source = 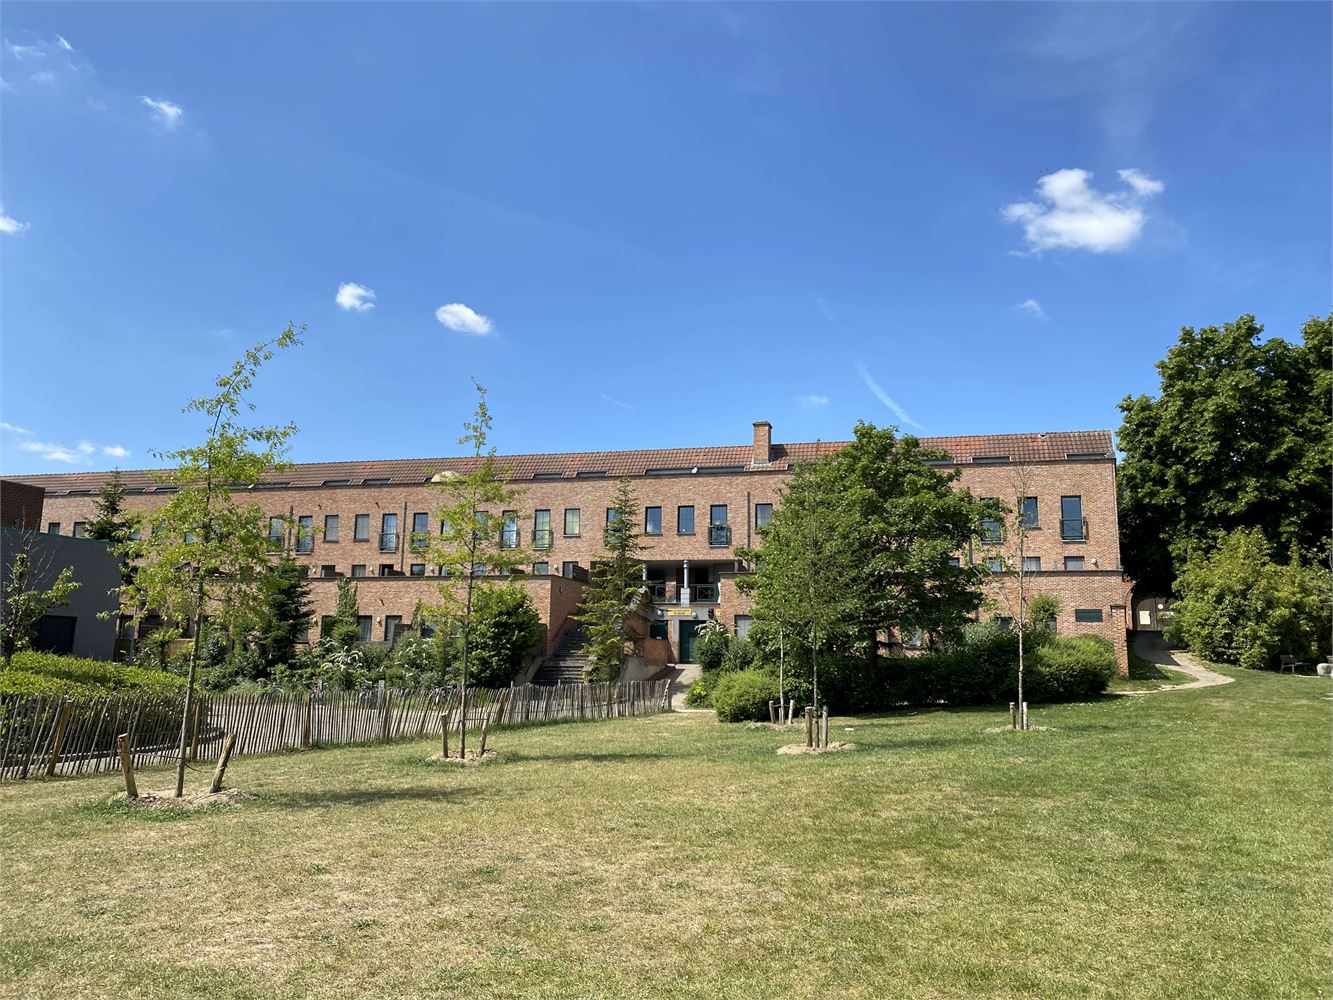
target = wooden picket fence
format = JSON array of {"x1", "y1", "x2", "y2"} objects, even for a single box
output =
[{"x1": 0, "y1": 679, "x2": 671, "y2": 782}]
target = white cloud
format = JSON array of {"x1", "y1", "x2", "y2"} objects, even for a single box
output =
[
  {"x1": 0, "y1": 421, "x2": 33, "y2": 435},
  {"x1": 855, "y1": 361, "x2": 925, "y2": 431},
  {"x1": 102, "y1": 444, "x2": 130, "y2": 458},
  {"x1": 30, "y1": 70, "x2": 54, "y2": 85},
  {"x1": 0, "y1": 204, "x2": 28, "y2": 236},
  {"x1": 1002, "y1": 168, "x2": 1164, "y2": 253},
  {"x1": 1018, "y1": 298, "x2": 1047, "y2": 319},
  {"x1": 435, "y1": 303, "x2": 494, "y2": 336},
  {"x1": 55, "y1": 35, "x2": 73, "y2": 52},
  {"x1": 4, "y1": 40, "x2": 46, "y2": 60},
  {"x1": 18, "y1": 440, "x2": 83, "y2": 464},
  {"x1": 797, "y1": 394, "x2": 829, "y2": 408},
  {"x1": 12, "y1": 433, "x2": 126, "y2": 464},
  {"x1": 140, "y1": 95, "x2": 184, "y2": 128},
  {"x1": 335, "y1": 282, "x2": 376, "y2": 312}
]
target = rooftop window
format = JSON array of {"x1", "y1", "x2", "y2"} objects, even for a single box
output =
[
  {"x1": 322, "y1": 478, "x2": 352, "y2": 486},
  {"x1": 362, "y1": 477, "x2": 391, "y2": 485},
  {"x1": 574, "y1": 470, "x2": 608, "y2": 478},
  {"x1": 972, "y1": 455, "x2": 1010, "y2": 464}
]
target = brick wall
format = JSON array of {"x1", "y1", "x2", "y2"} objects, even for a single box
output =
[{"x1": 0, "y1": 480, "x2": 45, "y2": 531}]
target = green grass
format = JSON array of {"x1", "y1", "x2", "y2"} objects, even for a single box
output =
[
  {"x1": 1109, "y1": 651, "x2": 1197, "y2": 692},
  {"x1": 1, "y1": 667, "x2": 1329, "y2": 1000}
]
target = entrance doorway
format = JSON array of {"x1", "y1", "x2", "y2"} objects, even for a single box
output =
[{"x1": 678, "y1": 621, "x2": 705, "y2": 663}]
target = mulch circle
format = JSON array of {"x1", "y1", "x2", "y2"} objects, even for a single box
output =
[{"x1": 776, "y1": 742, "x2": 856, "y2": 755}]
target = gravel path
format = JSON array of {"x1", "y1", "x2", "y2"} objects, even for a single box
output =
[{"x1": 1121, "y1": 631, "x2": 1235, "y2": 694}]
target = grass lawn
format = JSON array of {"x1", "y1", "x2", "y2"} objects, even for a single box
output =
[
  {"x1": 1109, "y1": 651, "x2": 1199, "y2": 692},
  {"x1": 1, "y1": 668, "x2": 1329, "y2": 1000}
]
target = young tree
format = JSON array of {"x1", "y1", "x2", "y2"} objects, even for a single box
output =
[
  {"x1": 327, "y1": 577, "x2": 363, "y2": 649},
  {"x1": 255, "y1": 556, "x2": 314, "y2": 674},
  {"x1": 86, "y1": 470, "x2": 137, "y2": 586},
  {"x1": 1, "y1": 534, "x2": 81, "y2": 667},
  {"x1": 979, "y1": 464, "x2": 1041, "y2": 727},
  {"x1": 119, "y1": 325, "x2": 302, "y2": 797},
  {"x1": 575, "y1": 477, "x2": 648, "y2": 679},
  {"x1": 462, "y1": 585, "x2": 544, "y2": 687},
  {"x1": 424, "y1": 382, "x2": 528, "y2": 757}
]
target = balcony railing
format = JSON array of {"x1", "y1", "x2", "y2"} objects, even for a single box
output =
[
  {"x1": 500, "y1": 528, "x2": 520, "y2": 550},
  {"x1": 379, "y1": 532, "x2": 398, "y2": 552},
  {"x1": 708, "y1": 524, "x2": 731, "y2": 547},
  {"x1": 1060, "y1": 518, "x2": 1087, "y2": 541},
  {"x1": 532, "y1": 528, "x2": 553, "y2": 550},
  {"x1": 693, "y1": 582, "x2": 720, "y2": 603},
  {"x1": 646, "y1": 583, "x2": 669, "y2": 601}
]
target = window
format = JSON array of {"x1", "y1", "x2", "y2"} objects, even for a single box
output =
[
  {"x1": 184, "y1": 530, "x2": 197, "y2": 544},
  {"x1": 324, "y1": 514, "x2": 340, "y2": 542},
  {"x1": 411, "y1": 512, "x2": 429, "y2": 549},
  {"x1": 501, "y1": 511, "x2": 519, "y2": 549},
  {"x1": 947, "y1": 556, "x2": 961, "y2": 568},
  {"x1": 320, "y1": 615, "x2": 334, "y2": 639},
  {"x1": 677, "y1": 505, "x2": 695, "y2": 534},
  {"x1": 1061, "y1": 496, "x2": 1085, "y2": 540},
  {"x1": 351, "y1": 564, "x2": 367, "y2": 577},
  {"x1": 130, "y1": 527, "x2": 141, "y2": 541},
  {"x1": 644, "y1": 507, "x2": 662, "y2": 536},
  {"x1": 1074, "y1": 608, "x2": 1104, "y2": 623},
  {"x1": 1064, "y1": 556, "x2": 1085, "y2": 571},
  {"x1": 410, "y1": 563, "x2": 426, "y2": 576},
  {"x1": 72, "y1": 522, "x2": 87, "y2": 539},
  {"x1": 267, "y1": 517, "x2": 284, "y2": 550},
  {"x1": 735, "y1": 615, "x2": 752, "y2": 639},
  {"x1": 379, "y1": 564, "x2": 395, "y2": 576},
  {"x1": 356, "y1": 616, "x2": 373, "y2": 642},
  {"x1": 385, "y1": 616, "x2": 403, "y2": 643},
  {"x1": 296, "y1": 515, "x2": 314, "y2": 553},
  {"x1": 562, "y1": 561, "x2": 578, "y2": 578},
  {"x1": 903, "y1": 628, "x2": 925, "y2": 649},
  {"x1": 986, "y1": 557, "x2": 1004, "y2": 572},
  {"x1": 47, "y1": 522, "x2": 60, "y2": 534},
  {"x1": 979, "y1": 503, "x2": 1003, "y2": 543},
  {"x1": 709, "y1": 505, "x2": 729, "y2": 546},
  {"x1": 755, "y1": 503, "x2": 773, "y2": 529},
  {"x1": 322, "y1": 479, "x2": 351, "y2": 487},
  {"x1": 354, "y1": 513, "x2": 370, "y2": 542},
  {"x1": 1022, "y1": 556, "x2": 1041, "y2": 572},
  {"x1": 1021, "y1": 497, "x2": 1038, "y2": 528},
  {"x1": 362, "y1": 477, "x2": 390, "y2": 486},
  {"x1": 321, "y1": 565, "x2": 337, "y2": 578},
  {"x1": 532, "y1": 561, "x2": 549, "y2": 576},
  {"x1": 533, "y1": 510, "x2": 552, "y2": 549},
  {"x1": 380, "y1": 513, "x2": 398, "y2": 551},
  {"x1": 564, "y1": 508, "x2": 581, "y2": 536},
  {"x1": 606, "y1": 507, "x2": 619, "y2": 524}
]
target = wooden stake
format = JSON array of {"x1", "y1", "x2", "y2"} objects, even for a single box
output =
[
  {"x1": 821, "y1": 705, "x2": 829, "y2": 748},
  {"x1": 189, "y1": 700, "x2": 202, "y2": 762},
  {"x1": 303, "y1": 694, "x2": 313, "y2": 748},
  {"x1": 478, "y1": 717, "x2": 491, "y2": 758},
  {"x1": 116, "y1": 734, "x2": 137, "y2": 799},
  {"x1": 44, "y1": 700, "x2": 73, "y2": 778},
  {"x1": 805, "y1": 707, "x2": 813, "y2": 748},
  {"x1": 209, "y1": 732, "x2": 237, "y2": 794},
  {"x1": 1020, "y1": 702, "x2": 1029, "y2": 732},
  {"x1": 442, "y1": 710, "x2": 451, "y2": 758},
  {"x1": 1009, "y1": 702, "x2": 1017, "y2": 730},
  {"x1": 768, "y1": 700, "x2": 776, "y2": 724}
]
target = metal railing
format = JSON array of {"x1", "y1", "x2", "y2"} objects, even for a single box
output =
[
  {"x1": 708, "y1": 524, "x2": 731, "y2": 546},
  {"x1": 500, "y1": 528, "x2": 520, "y2": 550},
  {"x1": 379, "y1": 532, "x2": 398, "y2": 552},
  {"x1": 1060, "y1": 518, "x2": 1087, "y2": 541},
  {"x1": 692, "y1": 582, "x2": 720, "y2": 603},
  {"x1": 532, "y1": 528, "x2": 553, "y2": 550},
  {"x1": 646, "y1": 583, "x2": 670, "y2": 601}
]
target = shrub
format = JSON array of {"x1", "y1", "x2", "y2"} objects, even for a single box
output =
[
  {"x1": 1021, "y1": 635, "x2": 1118, "y2": 701},
  {"x1": 721, "y1": 637, "x2": 757, "y2": 673},
  {"x1": 695, "y1": 620, "x2": 730, "y2": 671},
  {"x1": 387, "y1": 633, "x2": 449, "y2": 689},
  {"x1": 711, "y1": 669, "x2": 779, "y2": 722},
  {"x1": 457, "y1": 585, "x2": 544, "y2": 687},
  {"x1": 683, "y1": 679, "x2": 710, "y2": 707},
  {"x1": 1, "y1": 652, "x2": 188, "y2": 698},
  {"x1": 1027, "y1": 594, "x2": 1062, "y2": 631}
]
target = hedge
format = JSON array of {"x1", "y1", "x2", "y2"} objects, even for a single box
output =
[
  {"x1": 0, "y1": 652, "x2": 188, "y2": 699},
  {"x1": 711, "y1": 670, "x2": 779, "y2": 723}
]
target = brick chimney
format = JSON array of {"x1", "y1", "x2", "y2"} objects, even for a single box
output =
[{"x1": 752, "y1": 421, "x2": 772, "y2": 465}]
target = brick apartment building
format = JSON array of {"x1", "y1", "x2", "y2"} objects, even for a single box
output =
[{"x1": 13, "y1": 422, "x2": 1133, "y2": 674}]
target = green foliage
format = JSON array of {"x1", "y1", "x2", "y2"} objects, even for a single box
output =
[
  {"x1": 1, "y1": 537, "x2": 82, "y2": 666},
  {"x1": 575, "y1": 478, "x2": 647, "y2": 679},
  {"x1": 1117, "y1": 313, "x2": 1332, "y2": 590},
  {"x1": 683, "y1": 678, "x2": 710, "y2": 707},
  {"x1": 1168, "y1": 528, "x2": 1332, "y2": 670},
  {"x1": 1023, "y1": 636, "x2": 1118, "y2": 701},
  {"x1": 255, "y1": 558, "x2": 314, "y2": 673},
  {"x1": 694, "y1": 619, "x2": 730, "y2": 671},
  {"x1": 328, "y1": 578, "x2": 362, "y2": 650},
  {"x1": 1027, "y1": 594, "x2": 1062, "y2": 631},
  {"x1": 711, "y1": 669, "x2": 780, "y2": 723},
  {"x1": 454, "y1": 585, "x2": 543, "y2": 688},
  {"x1": 386, "y1": 632, "x2": 451, "y2": 689},
  {"x1": 1, "y1": 651, "x2": 187, "y2": 698},
  {"x1": 721, "y1": 637, "x2": 757, "y2": 673}
]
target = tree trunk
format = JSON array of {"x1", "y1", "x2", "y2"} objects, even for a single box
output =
[
  {"x1": 175, "y1": 590, "x2": 204, "y2": 797},
  {"x1": 459, "y1": 573, "x2": 474, "y2": 759}
]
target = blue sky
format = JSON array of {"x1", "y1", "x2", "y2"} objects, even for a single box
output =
[{"x1": 1, "y1": 2, "x2": 1329, "y2": 472}]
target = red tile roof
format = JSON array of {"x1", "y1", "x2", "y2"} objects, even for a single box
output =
[{"x1": 7, "y1": 430, "x2": 1113, "y2": 494}]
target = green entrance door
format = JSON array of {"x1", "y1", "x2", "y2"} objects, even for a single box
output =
[{"x1": 678, "y1": 621, "x2": 705, "y2": 663}]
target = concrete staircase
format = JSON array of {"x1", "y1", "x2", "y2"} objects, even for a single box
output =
[{"x1": 531, "y1": 624, "x2": 592, "y2": 685}]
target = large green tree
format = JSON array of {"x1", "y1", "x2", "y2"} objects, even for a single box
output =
[
  {"x1": 119, "y1": 325, "x2": 302, "y2": 797},
  {"x1": 255, "y1": 556, "x2": 314, "y2": 674},
  {"x1": 424, "y1": 382, "x2": 528, "y2": 757},
  {"x1": 575, "y1": 477, "x2": 648, "y2": 680},
  {"x1": 1117, "y1": 313, "x2": 1332, "y2": 591}
]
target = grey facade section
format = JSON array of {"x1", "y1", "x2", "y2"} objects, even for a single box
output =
[{"x1": 1, "y1": 528, "x2": 120, "y2": 661}]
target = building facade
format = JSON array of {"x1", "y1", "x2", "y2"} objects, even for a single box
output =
[{"x1": 15, "y1": 423, "x2": 1132, "y2": 673}]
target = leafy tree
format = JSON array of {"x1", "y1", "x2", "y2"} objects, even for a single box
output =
[
  {"x1": 254, "y1": 557, "x2": 314, "y2": 674},
  {"x1": 327, "y1": 577, "x2": 362, "y2": 650},
  {"x1": 1, "y1": 534, "x2": 81, "y2": 668},
  {"x1": 424, "y1": 381, "x2": 528, "y2": 757},
  {"x1": 119, "y1": 325, "x2": 302, "y2": 797},
  {"x1": 1118, "y1": 313, "x2": 1332, "y2": 591},
  {"x1": 575, "y1": 477, "x2": 648, "y2": 679},
  {"x1": 86, "y1": 471, "x2": 137, "y2": 585},
  {"x1": 458, "y1": 585, "x2": 543, "y2": 687},
  {"x1": 1168, "y1": 528, "x2": 1331, "y2": 670}
]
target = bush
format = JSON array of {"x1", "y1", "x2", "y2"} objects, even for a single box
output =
[
  {"x1": 1021, "y1": 635, "x2": 1118, "y2": 701},
  {"x1": 683, "y1": 679, "x2": 710, "y2": 707},
  {"x1": 1, "y1": 652, "x2": 188, "y2": 698},
  {"x1": 721, "y1": 637, "x2": 757, "y2": 673},
  {"x1": 711, "y1": 669, "x2": 779, "y2": 722},
  {"x1": 457, "y1": 586, "x2": 544, "y2": 688},
  {"x1": 695, "y1": 621, "x2": 730, "y2": 671}
]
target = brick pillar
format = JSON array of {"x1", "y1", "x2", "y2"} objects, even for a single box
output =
[{"x1": 752, "y1": 421, "x2": 772, "y2": 465}]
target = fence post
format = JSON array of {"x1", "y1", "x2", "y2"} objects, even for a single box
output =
[
  {"x1": 1009, "y1": 702, "x2": 1017, "y2": 731},
  {"x1": 189, "y1": 699, "x2": 203, "y2": 762},
  {"x1": 804, "y1": 707, "x2": 813, "y2": 748},
  {"x1": 116, "y1": 734, "x2": 137, "y2": 799},
  {"x1": 44, "y1": 700, "x2": 73, "y2": 778},
  {"x1": 303, "y1": 694, "x2": 313, "y2": 747},
  {"x1": 210, "y1": 732, "x2": 238, "y2": 794},
  {"x1": 442, "y1": 710, "x2": 451, "y2": 759}
]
